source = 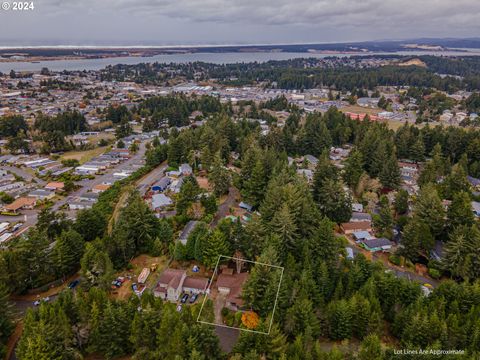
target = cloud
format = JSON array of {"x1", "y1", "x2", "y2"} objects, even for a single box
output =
[
  {"x1": 1, "y1": 0, "x2": 479, "y2": 44},
  {"x1": 40, "y1": 0, "x2": 480, "y2": 29}
]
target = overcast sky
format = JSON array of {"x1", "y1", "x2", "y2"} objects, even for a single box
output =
[{"x1": 0, "y1": 0, "x2": 479, "y2": 46}]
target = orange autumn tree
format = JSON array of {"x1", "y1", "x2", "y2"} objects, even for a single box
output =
[{"x1": 241, "y1": 311, "x2": 259, "y2": 329}]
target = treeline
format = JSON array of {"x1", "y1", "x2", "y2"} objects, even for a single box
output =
[
  {"x1": 16, "y1": 289, "x2": 222, "y2": 359},
  {"x1": 97, "y1": 56, "x2": 480, "y2": 91}
]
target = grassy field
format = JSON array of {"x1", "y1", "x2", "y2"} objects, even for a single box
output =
[
  {"x1": 60, "y1": 146, "x2": 110, "y2": 164},
  {"x1": 341, "y1": 104, "x2": 381, "y2": 115}
]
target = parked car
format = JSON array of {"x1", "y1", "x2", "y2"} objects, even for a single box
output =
[
  {"x1": 132, "y1": 283, "x2": 138, "y2": 292},
  {"x1": 33, "y1": 297, "x2": 50, "y2": 306},
  {"x1": 68, "y1": 279, "x2": 80, "y2": 289},
  {"x1": 111, "y1": 280, "x2": 122, "y2": 288},
  {"x1": 189, "y1": 294, "x2": 198, "y2": 303},
  {"x1": 180, "y1": 293, "x2": 189, "y2": 303},
  {"x1": 176, "y1": 304, "x2": 182, "y2": 312},
  {"x1": 12, "y1": 223, "x2": 23, "y2": 232}
]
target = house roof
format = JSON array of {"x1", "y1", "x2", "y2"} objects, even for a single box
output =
[
  {"x1": 217, "y1": 271, "x2": 249, "y2": 306},
  {"x1": 45, "y1": 181, "x2": 64, "y2": 189},
  {"x1": 153, "y1": 177, "x2": 170, "y2": 188},
  {"x1": 353, "y1": 231, "x2": 374, "y2": 240},
  {"x1": 179, "y1": 220, "x2": 199, "y2": 241},
  {"x1": 4, "y1": 197, "x2": 36, "y2": 211},
  {"x1": 152, "y1": 193, "x2": 173, "y2": 208},
  {"x1": 350, "y1": 212, "x2": 372, "y2": 222},
  {"x1": 468, "y1": 176, "x2": 480, "y2": 187},
  {"x1": 157, "y1": 269, "x2": 186, "y2": 290},
  {"x1": 29, "y1": 189, "x2": 54, "y2": 197},
  {"x1": 93, "y1": 184, "x2": 111, "y2": 192},
  {"x1": 183, "y1": 276, "x2": 208, "y2": 290},
  {"x1": 362, "y1": 238, "x2": 393, "y2": 249},
  {"x1": 341, "y1": 221, "x2": 372, "y2": 231},
  {"x1": 472, "y1": 201, "x2": 480, "y2": 213}
]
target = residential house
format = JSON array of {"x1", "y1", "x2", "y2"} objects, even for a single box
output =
[
  {"x1": 151, "y1": 177, "x2": 171, "y2": 192},
  {"x1": 78, "y1": 193, "x2": 99, "y2": 202},
  {"x1": 153, "y1": 268, "x2": 208, "y2": 301},
  {"x1": 304, "y1": 154, "x2": 319, "y2": 168},
  {"x1": 154, "y1": 269, "x2": 187, "y2": 301},
  {"x1": 216, "y1": 269, "x2": 249, "y2": 311},
  {"x1": 3, "y1": 197, "x2": 36, "y2": 213},
  {"x1": 350, "y1": 212, "x2": 372, "y2": 223},
  {"x1": 45, "y1": 182, "x2": 65, "y2": 192},
  {"x1": 467, "y1": 176, "x2": 480, "y2": 191},
  {"x1": 183, "y1": 277, "x2": 208, "y2": 294},
  {"x1": 68, "y1": 201, "x2": 93, "y2": 210},
  {"x1": 92, "y1": 183, "x2": 111, "y2": 193},
  {"x1": 297, "y1": 169, "x2": 313, "y2": 182},
  {"x1": 472, "y1": 201, "x2": 480, "y2": 217},
  {"x1": 151, "y1": 193, "x2": 173, "y2": 210},
  {"x1": 361, "y1": 238, "x2": 393, "y2": 252},
  {"x1": 28, "y1": 189, "x2": 55, "y2": 201},
  {"x1": 179, "y1": 220, "x2": 199, "y2": 245},
  {"x1": 352, "y1": 231, "x2": 374, "y2": 242},
  {"x1": 180, "y1": 163, "x2": 193, "y2": 176},
  {"x1": 352, "y1": 203, "x2": 364, "y2": 212},
  {"x1": 341, "y1": 221, "x2": 372, "y2": 235}
]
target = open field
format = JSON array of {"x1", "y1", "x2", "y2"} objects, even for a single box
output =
[
  {"x1": 341, "y1": 104, "x2": 380, "y2": 115},
  {"x1": 60, "y1": 146, "x2": 110, "y2": 164}
]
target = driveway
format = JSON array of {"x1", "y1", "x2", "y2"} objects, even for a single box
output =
[{"x1": 211, "y1": 186, "x2": 239, "y2": 227}]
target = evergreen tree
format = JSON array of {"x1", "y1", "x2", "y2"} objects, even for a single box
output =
[
  {"x1": 443, "y1": 225, "x2": 480, "y2": 281},
  {"x1": 358, "y1": 334, "x2": 384, "y2": 360},
  {"x1": 343, "y1": 149, "x2": 364, "y2": 189},
  {"x1": 379, "y1": 152, "x2": 401, "y2": 189},
  {"x1": 414, "y1": 183, "x2": 445, "y2": 238},
  {"x1": 375, "y1": 195, "x2": 394, "y2": 239},
  {"x1": 202, "y1": 229, "x2": 229, "y2": 269},
  {"x1": 208, "y1": 154, "x2": 231, "y2": 196},
  {"x1": 447, "y1": 191, "x2": 474, "y2": 231},
  {"x1": 394, "y1": 188, "x2": 409, "y2": 215},
  {"x1": 399, "y1": 217, "x2": 434, "y2": 260},
  {"x1": 53, "y1": 229, "x2": 85, "y2": 279}
]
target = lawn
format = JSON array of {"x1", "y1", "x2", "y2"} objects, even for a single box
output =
[
  {"x1": 341, "y1": 105, "x2": 381, "y2": 115},
  {"x1": 60, "y1": 146, "x2": 110, "y2": 165}
]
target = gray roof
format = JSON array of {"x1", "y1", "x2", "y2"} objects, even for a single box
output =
[
  {"x1": 350, "y1": 212, "x2": 372, "y2": 222},
  {"x1": 179, "y1": 220, "x2": 200, "y2": 244},
  {"x1": 153, "y1": 177, "x2": 170, "y2": 188},
  {"x1": 362, "y1": 238, "x2": 393, "y2": 248},
  {"x1": 152, "y1": 194, "x2": 173, "y2": 209}
]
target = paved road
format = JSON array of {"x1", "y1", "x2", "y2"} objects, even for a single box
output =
[
  {"x1": 211, "y1": 186, "x2": 239, "y2": 227},
  {"x1": 346, "y1": 237, "x2": 439, "y2": 288},
  {"x1": 51, "y1": 141, "x2": 148, "y2": 212},
  {"x1": 2, "y1": 166, "x2": 46, "y2": 186}
]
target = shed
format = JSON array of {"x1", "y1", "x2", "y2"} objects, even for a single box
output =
[{"x1": 239, "y1": 202, "x2": 253, "y2": 212}]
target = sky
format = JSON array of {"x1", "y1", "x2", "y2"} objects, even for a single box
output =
[{"x1": 0, "y1": 0, "x2": 479, "y2": 46}]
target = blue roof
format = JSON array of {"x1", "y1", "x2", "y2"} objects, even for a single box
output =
[{"x1": 353, "y1": 231, "x2": 372, "y2": 240}]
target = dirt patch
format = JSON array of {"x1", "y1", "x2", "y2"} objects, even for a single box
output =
[
  {"x1": 5, "y1": 321, "x2": 23, "y2": 360},
  {"x1": 109, "y1": 255, "x2": 169, "y2": 301},
  {"x1": 398, "y1": 58, "x2": 427, "y2": 68},
  {"x1": 196, "y1": 176, "x2": 210, "y2": 190},
  {"x1": 11, "y1": 273, "x2": 78, "y2": 301}
]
